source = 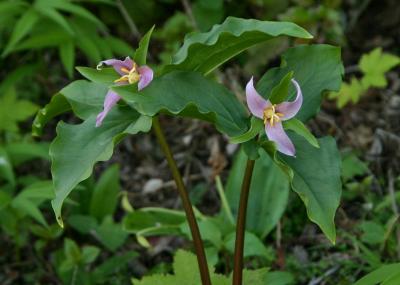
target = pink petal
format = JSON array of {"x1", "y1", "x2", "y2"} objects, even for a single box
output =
[
  {"x1": 246, "y1": 77, "x2": 271, "y2": 119},
  {"x1": 276, "y1": 79, "x2": 303, "y2": 120},
  {"x1": 265, "y1": 121, "x2": 295, "y2": 156},
  {"x1": 138, "y1": 65, "x2": 154, "y2": 90},
  {"x1": 97, "y1": 57, "x2": 134, "y2": 76},
  {"x1": 96, "y1": 90, "x2": 121, "y2": 127}
]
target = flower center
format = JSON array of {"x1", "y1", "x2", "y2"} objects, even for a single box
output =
[
  {"x1": 263, "y1": 105, "x2": 284, "y2": 126},
  {"x1": 114, "y1": 64, "x2": 141, "y2": 84}
]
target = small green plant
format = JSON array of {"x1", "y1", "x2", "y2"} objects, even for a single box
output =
[{"x1": 329, "y1": 48, "x2": 400, "y2": 108}]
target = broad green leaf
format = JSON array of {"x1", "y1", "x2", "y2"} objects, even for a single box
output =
[
  {"x1": 59, "y1": 42, "x2": 75, "y2": 78},
  {"x1": 225, "y1": 149, "x2": 289, "y2": 238},
  {"x1": 269, "y1": 71, "x2": 294, "y2": 104},
  {"x1": 33, "y1": 80, "x2": 109, "y2": 136},
  {"x1": 76, "y1": 67, "x2": 119, "y2": 83},
  {"x1": 283, "y1": 118, "x2": 319, "y2": 148},
  {"x1": 89, "y1": 164, "x2": 120, "y2": 221},
  {"x1": 134, "y1": 25, "x2": 155, "y2": 65},
  {"x1": 33, "y1": 93, "x2": 70, "y2": 136},
  {"x1": 0, "y1": 87, "x2": 38, "y2": 133},
  {"x1": 2, "y1": 8, "x2": 39, "y2": 56},
  {"x1": 354, "y1": 263, "x2": 400, "y2": 285},
  {"x1": 162, "y1": 17, "x2": 312, "y2": 75},
  {"x1": 114, "y1": 71, "x2": 248, "y2": 137},
  {"x1": 224, "y1": 231, "x2": 271, "y2": 258},
  {"x1": 263, "y1": 134, "x2": 342, "y2": 243},
  {"x1": 359, "y1": 48, "x2": 400, "y2": 88},
  {"x1": 50, "y1": 109, "x2": 152, "y2": 226},
  {"x1": 257, "y1": 45, "x2": 343, "y2": 122},
  {"x1": 229, "y1": 117, "x2": 263, "y2": 144}
]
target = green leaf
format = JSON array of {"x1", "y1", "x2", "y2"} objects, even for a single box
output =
[
  {"x1": 328, "y1": 78, "x2": 365, "y2": 108},
  {"x1": 123, "y1": 207, "x2": 186, "y2": 236},
  {"x1": 49, "y1": 0, "x2": 107, "y2": 31},
  {"x1": 264, "y1": 134, "x2": 342, "y2": 243},
  {"x1": 64, "y1": 238, "x2": 81, "y2": 263},
  {"x1": 243, "y1": 268, "x2": 269, "y2": 285},
  {"x1": 264, "y1": 271, "x2": 294, "y2": 285},
  {"x1": 81, "y1": 246, "x2": 100, "y2": 264},
  {"x1": 359, "y1": 48, "x2": 400, "y2": 88},
  {"x1": 0, "y1": 147, "x2": 15, "y2": 187},
  {"x1": 50, "y1": 109, "x2": 152, "y2": 227},
  {"x1": 269, "y1": 71, "x2": 294, "y2": 104},
  {"x1": 105, "y1": 36, "x2": 135, "y2": 57},
  {"x1": 114, "y1": 71, "x2": 248, "y2": 137},
  {"x1": 257, "y1": 45, "x2": 343, "y2": 122},
  {"x1": 0, "y1": 87, "x2": 38, "y2": 133},
  {"x1": 283, "y1": 118, "x2": 319, "y2": 148},
  {"x1": 89, "y1": 164, "x2": 121, "y2": 221},
  {"x1": 229, "y1": 117, "x2": 263, "y2": 144},
  {"x1": 224, "y1": 231, "x2": 271, "y2": 258},
  {"x1": 32, "y1": 93, "x2": 71, "y2": 136},
  {"x1": 59, "y1": 42, "x2": 75, "y2": 78},
  {"x1": 354, "y1": 263, "x2": 400, "y2": 285},
  {"x1": 360, "y1": 221, "x2": 385, "y2": 245},
  {"x1": 162, "y1": 17, "x2": 312, "y2": 75},
  {"x1": 92, "y1": 252, "x2": 137, "y2": 283},
  {"x1": 5, "y1": 142, "x2": 49, "y2": 166},
  {"x1": 2, "y1": 8, "x2": 39, "y2": 56},
  {"x1": 95, "y1": 216, "x2": 128, "y2": 251},
  {"x1": 225, "y1": 149, "x2": 289, "y2": 238},
  {"x1": 34, "y1": 5, "x2": 74, "y2": 35},
  {"x1": 76, "y1": 67, "x2": 119, "y2": 83},
  {"x1": 341, "y1": 152, "x2": 369, "y2": 182},
  {"x1": 134, "y1": 25, "x2": 155, "y2": 65}
]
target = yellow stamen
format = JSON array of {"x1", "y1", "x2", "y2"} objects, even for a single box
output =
[
  {"x1": 263, "y1": 104, "x2": 284, "y2": 127},
  {"x1": 114, "y1": 64, "x2": 141, "y2": 84},
  {"x1": 120, "y1": 67, "x2": 130, "y2": 73}
]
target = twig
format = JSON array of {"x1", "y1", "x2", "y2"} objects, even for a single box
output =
[
  {"x1": 116, "y1": 0, "x2": 141, "y2": 39},
  {"x1": 180, "y1": 0, "x2": 198, "y2": 30}
]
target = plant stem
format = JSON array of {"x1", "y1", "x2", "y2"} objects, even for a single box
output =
[
  {"x1": 215, "y1": 175, "x2": 235, "y2": 225},
  {"x1": 116, "y1": 0, "x2": 141, "y2": 39},
  {"x1": 152, "y1": 116, "x2": 212, "y2": 285},
  {"x1": 232, "y1": 159, "x2": 256, "y2": 285}
]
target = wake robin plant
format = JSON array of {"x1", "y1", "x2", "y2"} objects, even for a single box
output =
[{"x1": 34, "y1": 17, "x2": 344, "y2": 285}]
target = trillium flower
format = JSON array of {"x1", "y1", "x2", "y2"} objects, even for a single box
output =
[
  {"x1": 95, "y1": 57, "x2": 153, "y2": 127},
  {"x1": 246, "y1": 77, "x2": 303, "y2": 156}
]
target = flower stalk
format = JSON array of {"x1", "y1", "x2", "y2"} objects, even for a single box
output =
[
  {"x1": 152, "y1": 116, "x2": 212, "y2": 285},
  {"x1": 232, "y1": 159, "x2": 256, "y2": 285}
]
